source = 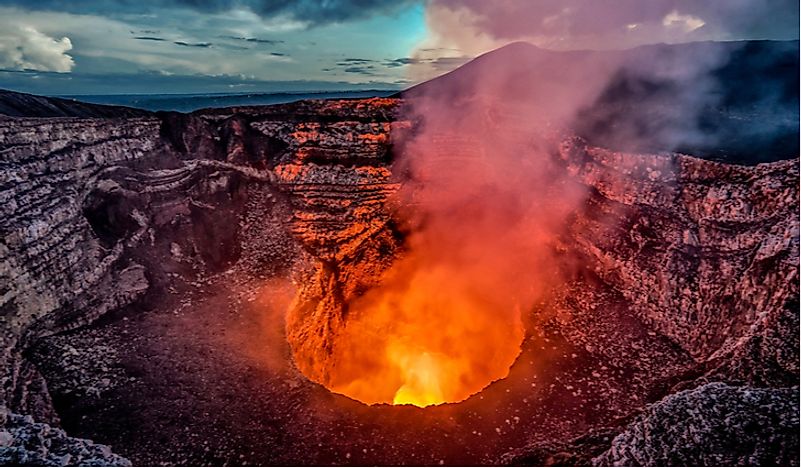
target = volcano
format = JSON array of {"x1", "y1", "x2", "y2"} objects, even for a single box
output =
[{"x1": 0, "y1": 40, "x2": 798, "y2": 466}]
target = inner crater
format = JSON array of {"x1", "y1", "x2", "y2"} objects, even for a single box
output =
[
  {"x1": 281, "y1": 116, "x2": 567, "y2": 408},
  {"x1": 287, "y1": 252, "x2": 527, "y2": 407}
]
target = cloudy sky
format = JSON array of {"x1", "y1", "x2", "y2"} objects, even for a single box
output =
[{"x1": 0, "y1": 0, "x2": 797, "y2": 95}]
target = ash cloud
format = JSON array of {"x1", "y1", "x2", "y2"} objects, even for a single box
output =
[{"x1": 384, "y1": 43, "x2": 612, "y2": 337}]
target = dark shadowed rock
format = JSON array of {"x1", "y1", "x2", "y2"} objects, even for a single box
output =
[
  {"x1": 593, "y1": 383, "x2": 800, "y2": 466},
  {"x1": 499, "y1": 427, "x2": 622, "y2": 466},
  {"x1": 0, "y1": 406, "x2": 131, "y2": 466}
]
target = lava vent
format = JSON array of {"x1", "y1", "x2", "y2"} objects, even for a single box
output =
[
  {"x1": 290, "y1": 266, "x2": 526, "y2": 407},
  {"x1": 314, "y1": 259, "x2": 526, "y2": 407}
]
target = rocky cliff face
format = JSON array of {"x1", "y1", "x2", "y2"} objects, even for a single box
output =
[
  {"x1": 558, "y1": 138, "x2": 799, "y2": 374},
  {"x1": 2, "y1": 116, "x2": 162, "y2": 418},
  {"x1": 0, "y1": 90, "x2": 797, "y2": 465}
]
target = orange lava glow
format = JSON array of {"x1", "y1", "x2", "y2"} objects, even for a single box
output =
[
  {"x1": 319, "y1": 239, "x2": 530, "y2": 407},
  {"x1": 288, "y1": 127, "x2": 568, "y2": 406}
]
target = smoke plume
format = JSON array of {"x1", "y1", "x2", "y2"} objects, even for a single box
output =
[
  {"x1": 327, "y1": 43, "x2": 617, "y2": 405},
  {"x1": 291, "y1": 1, "x2": 798, "y2": 407}
]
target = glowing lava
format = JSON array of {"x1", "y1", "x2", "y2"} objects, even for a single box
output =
[
  {"x1": 390, "y1": 351, "x2": 445, "y2": 406},
  {"x1": 316, "y1": 255, "x2": 527, "y2": 408}
]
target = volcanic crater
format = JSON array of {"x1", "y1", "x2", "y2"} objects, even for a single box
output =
[{"x1": 1, "y1": 40, "x2": 799, "y2": 466}]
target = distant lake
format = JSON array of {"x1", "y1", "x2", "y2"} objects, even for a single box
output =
[{"x1": 54, "y1": 90, "x2": 398, "y2": 113}]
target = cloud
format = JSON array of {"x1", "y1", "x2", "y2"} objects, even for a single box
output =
[
  {"x1": 339, "y1": 58, "x2": 375, "y2": 63},
  {"x1": 221, "y1": 36, "x2": 285, "y2": 45},
  {"x1": 343, "y1": 65, "x2": 376, "y2": 75},
  {"x1": 0, "y1": 23, "x2": 74, "y2": 72},
  {"x1": 0, "y1": 0, "x2": 419, "y2": 28},
  {"x1": 384, "y1": 57, "x2": 424, "y2": 67},
  {"x1": 134, "y1": 36, "x2": 167, "y2": 41},
  {"x1": 426, "y1": 0, "x2": 799, "y2": 51},
  {"x1": 379, "y1": 55, "x2": 470, "y2": 76},
  {"x1": 174, "y1": 41, "x2": 212, "y2": 47},
  {"x1": 662, "y1": 10, "x2": 706, "y2": 32},
  {"x1": 336, "y1": 58, "x2": 377, "y2": 67},
  {"x1": 333, "y1": 57, "x2": 431, "y2": 76},
  {"x1": 428, "y1": 56, "x2": 470, "y2": 70}
]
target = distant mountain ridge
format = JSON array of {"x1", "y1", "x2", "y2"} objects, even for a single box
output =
[
  {"x1": 0, "y1": 89, "x2": 151, "y2": 118},
  {"x1": 56, "y1": 90, "x2": 398, "y2": 113},
  {"x1": 399, "y1": 39, "x2": 799, "y2": 164}
]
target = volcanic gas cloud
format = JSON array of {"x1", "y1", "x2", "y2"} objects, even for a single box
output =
[
  {"x1": 284, "y1": 56, "x2": 610, "y2": 407},
  {"x1": 284, "y1": 2, "x2": 749, "y2": 408},
  {"x1": 324, "y1": 119, "x2": 577, "y2": 406}
]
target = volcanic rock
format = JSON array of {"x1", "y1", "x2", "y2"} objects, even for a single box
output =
[
  {"x1": 0, "y1": 406, "x2": 131, "y2": 466},
  {"x1": 593, "y1": 382, "x2": 799, "y2": 466}
]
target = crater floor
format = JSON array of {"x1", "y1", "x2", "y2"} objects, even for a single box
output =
[{"x1": 31, "y1": 264, "x2": 694, "y2": 466}]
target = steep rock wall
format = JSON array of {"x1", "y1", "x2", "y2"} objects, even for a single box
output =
[
  {"x1": 0, "y1": 114, "x2": 284, "y2": 415},
  {"x1": 560, "y1": 138, "x2": 799, "y2": 368}
]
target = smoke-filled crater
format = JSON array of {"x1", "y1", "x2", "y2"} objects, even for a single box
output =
[
  {"x1": 286, "y1": 247, "x2": 527, "y2": 407},
  {"x1": 2, "y1": 39, "x2": 798, "y2": 466},
  {"x1": 282, "y1": 103, "x2": 568, "y2": 408}
]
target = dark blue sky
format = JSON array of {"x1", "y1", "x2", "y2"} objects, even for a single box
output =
[{"x1": 0, "y1": 0, "x2": 796, "y2": 95}]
